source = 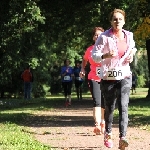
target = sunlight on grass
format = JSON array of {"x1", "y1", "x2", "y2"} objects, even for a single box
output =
[
  {"x1": 129, "y1": 88, "x2": 148, "y2": 98},
  {"x1": 0, "y1": 123, "x2": 51, "y2": 150}
]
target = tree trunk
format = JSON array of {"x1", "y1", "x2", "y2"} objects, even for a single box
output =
[{"x1": 146, "y1": 39, "x2": 150, "y2": 98}]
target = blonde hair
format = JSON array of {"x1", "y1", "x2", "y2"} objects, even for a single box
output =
[{"x1": 109, "y1": 9, "x2": 125, "y2": 21}]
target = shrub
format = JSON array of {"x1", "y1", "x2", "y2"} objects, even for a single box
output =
[{"x1": 136, "y1": 74, "x2": 146, "y2": 88}]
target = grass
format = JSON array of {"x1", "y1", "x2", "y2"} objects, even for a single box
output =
[
  {"x1": 0, "y1": 123, "x2": 50, "y2": 150},
  {"x1": 0, "y1": 98, "x2": 56, "y2": 150},
  {"x1": 0, "y1": 88, "x2": 150, "y2": 149}
]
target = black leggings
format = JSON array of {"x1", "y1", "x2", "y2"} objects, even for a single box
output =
[
  {"x1": 88, "y1": 79, "x2": 104, "y2": 108},
  {"x1": 62, "y1": 81, "x2": 72, "y2": 96}
]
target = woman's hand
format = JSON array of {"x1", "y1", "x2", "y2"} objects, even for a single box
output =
[
  {"x1": 125, "y1": 49, "x2": 135, "y2": 63},
  {"x1": 103, "y1": 50, "x2": 117, "y2": 59},
  {"x1": 80, "y1": 68, "x2": 85, "y2": 78},
  {"x1": 66, "y1": 68, "x2": 69, "y2": 72},
  {"x1": 126, "y1": 54, "x2": 133, "y2": 63}
]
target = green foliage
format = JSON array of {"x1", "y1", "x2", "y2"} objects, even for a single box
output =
[
  {"x1": 8, "y1": 0, "x2": 45, "y2": 33},
  {"x1": 137, "y1": 74, "x2": 146, "y2": 88},
  {"x1": 131, "y1": 51, "x2": 149, "y2": 87},
  {"x1": 0, "y1": 0, "x2": 48, "y2": 98},
  {"x1": 0, "y1": 0, "x2": 150, "y2": 97}
]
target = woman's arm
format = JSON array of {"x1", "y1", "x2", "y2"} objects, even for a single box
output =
[
  {"x1": 92, "y1": 33, "x2": 117, "y2": 62},
  {"x1": 80, "y1": 58, "x2": 88, "y2": 76},
  {"x1": 130, "y1": 32, "x2": 137, "y2": 55},
  {"x1": 80, "y1": 47, "x2": 89, "y2": 76},
  {"x1": 81, "y1": 58, "x2": 88, "y2": 70},
  {"x1": 92, "y1": 35, "x2": 104, "y2": 63},
  {"x1": 124, "y1": 32, "x2": 137, "y2": 63}
]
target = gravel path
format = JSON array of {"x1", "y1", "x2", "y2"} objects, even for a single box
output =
[{"x1": 26, "y1": 99, "x2": 150, "y2": 150}]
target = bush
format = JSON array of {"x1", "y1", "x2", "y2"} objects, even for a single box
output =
[{"x1": 136, "y1": 74, "x2": 146, "y2": 88}]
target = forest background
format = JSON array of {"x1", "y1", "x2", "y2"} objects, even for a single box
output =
[{"x1": 0, "y1": 0, "x2": 150, "y2": 98}]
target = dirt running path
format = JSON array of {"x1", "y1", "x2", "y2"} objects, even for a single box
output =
[{"x1": 26, "y1": 99, "x2": 150, "y2": 150}]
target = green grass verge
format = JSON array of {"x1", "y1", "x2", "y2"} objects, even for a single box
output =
[
  {"x1": 0, "y1": 123, "x2": 51, "y2": 150},
  {"x1": 0, "y1": 98, "x2": 57, "y2": 150}
]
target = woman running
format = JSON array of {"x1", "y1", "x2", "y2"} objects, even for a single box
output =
[
  {"x1": 80, "y1": 27, "x2": 105, "y2": 135},
  {"x1": 92, "y1": 9, "x2": 137, "y2": 149},
  {"x1": 73, "y1": 61, "x2": 84, "y2": 101},
  {"x1": 61, "y1": 59, "x2": 74, "y2": 106}
]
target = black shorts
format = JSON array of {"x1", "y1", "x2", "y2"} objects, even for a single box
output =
[{"x1": 75, "y1": 80, "x2": 83, "y2": 88}]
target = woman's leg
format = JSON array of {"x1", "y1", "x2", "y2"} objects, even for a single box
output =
[
  {"x1": 79, "y1": 81, "x2": 83, "y2": 100},
  {"x1": 67, "y1": 81, "x2": 72, "y2": 104},
  {"x1": 62, "y1": 82, "x2": 68, "y2": 101},
  {"x1": 88, "y1": 80, "x2": 102, "y2": 134},
  {"x1": 75, "y1": 80, "x2": 80, "y2": 100},
  {"x1": 76, "y1": 87, "x2": 79, "y2": 100},
  {"x1": 101, "y1": 80, "x2": 117, "y2": 148},
  {"x1": 116, "y1": 77, "x2": 131, "y2": 149},
  {"x1": 79, "y1": 87, "x2": 82, "y2": 100},
  {"x1": 117, "y1": 77, "x2": 131, "y2": 138},
  {"x1": 101, "y1": 80, "x2": 117, "y2": 134},
  {"x1": 100, "y1": 92, "x2": 105, "y2": 133}
]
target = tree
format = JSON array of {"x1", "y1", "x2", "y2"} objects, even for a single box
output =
[
  {"x1": 1, "y1": 0, "x2": 150, "y2": 97},
  {"x1": 146, "y1": 40, "x2": 150, "y2": 97},
  {"x1": 0, "y1": 0, "x2": 46, "y2": 97},
  {"x1": 133, "y1": 0, "x2": 150, "y2": 97}
]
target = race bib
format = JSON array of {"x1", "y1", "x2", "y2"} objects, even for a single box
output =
[
  {"x1": 96, "y1": 67, "x2": 101, "y2": 77},
  {"x1": 76, "y1": 77, "x2": 81, "y2": 80},
  {"x1": 64, "y1": 76, "x2": 70, "y2": 81},
  {"x1": 106, "y1": 67, "x2": 129, "y2": 80}
]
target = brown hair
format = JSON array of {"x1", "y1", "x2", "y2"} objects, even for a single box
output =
[
  {"x1": 109, "y1": 9, "x2": 125, "y2": 21},
  {"x1": 64, "y1": 59, "x2": 70, "y2": 65},
  {"x1": 92, "y1": 27, "x2": 104, "y2": 36}
]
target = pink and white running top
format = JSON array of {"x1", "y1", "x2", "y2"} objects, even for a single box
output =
[
  {"x1": 92, "y1": 28, "x2": 137, "y2": 80},
  {"x1": 84, "y1": 45, "x2": 101, "y2": 82}
]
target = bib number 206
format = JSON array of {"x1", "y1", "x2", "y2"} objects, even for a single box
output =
[{"x1": 108, "y1": 70, "x2": 122, "y2": 77}]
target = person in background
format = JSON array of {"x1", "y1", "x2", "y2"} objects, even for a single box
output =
[
  {"x1": 29, "y1": 68, "x2": 34, "y2": 94},
  {"x1": 21, "y1": 65, "x2": 33, "y2": 100},
  {"x1": 61, "y1": 59, "x2": 74, "y2": 106},
  {"x1": 80, "y1": 27, "x2": 105, "y2": 135},
  {"x1": 132, "y1": 73, "x2": 137, "y2": 94},
  {"x1": 73, "y1": 61, "x2": 84, "y2": 101},
  {"x1": 92, "y1": 9, "x2": 137, "y2": 149}
]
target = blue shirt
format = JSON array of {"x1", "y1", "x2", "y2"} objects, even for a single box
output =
[
  {"x1": 61, "y1": 66, "x2": 73, "y2": 82},
  {"x1": 73, "y1": 66, "x2": 83, "y2": 82}
]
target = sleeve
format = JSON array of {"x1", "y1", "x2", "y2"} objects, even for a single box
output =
[
  {"x1": 92, "y1": 34, "x2": 106, "y2": 63},
  {"x1": 130, "y1": 32, "x2": 137, "y2": 55}
]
